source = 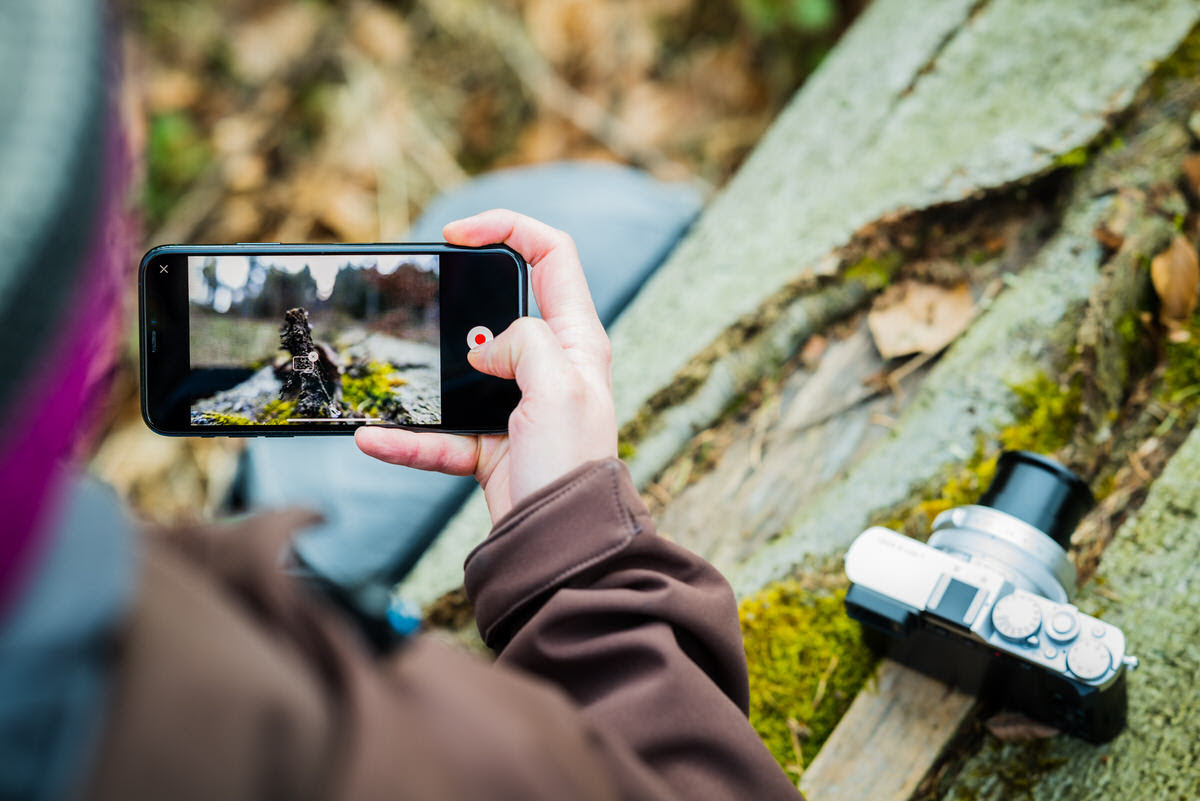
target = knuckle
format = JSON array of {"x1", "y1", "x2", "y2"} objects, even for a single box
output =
[
  {"x1": 564, "y1": 377, "x2": 589, "y2": 406},
  {"x1": 595, "y1": 334, "x2": 613, "y2": 365},
  {"x1": 510, "y1": 316, "x2": 554, "y2": 341},
  {"x1": 535, "y1": 221, "x2": 574, "y2": 254},
  {"x1": 550, "y1": 226, "x2": 574, "y2": 248}
]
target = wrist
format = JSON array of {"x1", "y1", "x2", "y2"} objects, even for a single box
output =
[{"x1": 465, "y1": 458, "x2": 645, "y2": 650}]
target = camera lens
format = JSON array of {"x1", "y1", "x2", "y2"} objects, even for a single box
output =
[
  {"x1": 928, "y1": 451, "x2": 1092, "y2": 603},
  {"x1": 979, "y1": 451, "x2": 1094, "y2": 549}
]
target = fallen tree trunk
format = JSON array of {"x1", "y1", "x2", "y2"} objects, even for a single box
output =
[
  {"x1": 403, "y1": 3, "x2": 1200, "y2": 798},
  {"x1": 400, "y1": 0, "x2": 1200, "y2": 610}
]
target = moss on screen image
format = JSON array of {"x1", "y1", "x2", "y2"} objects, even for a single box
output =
[{"x1": 188, "y1": 253, "x2": 441, "y2": 426}]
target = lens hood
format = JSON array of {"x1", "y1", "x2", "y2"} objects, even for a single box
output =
[{"x1": 979, "y1": 451, "x2": 1094, "y2": 549}]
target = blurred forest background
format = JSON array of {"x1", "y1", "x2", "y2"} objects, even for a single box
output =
[{"x1": 96, "y1": 0, "x2": 866, "y2": 521}]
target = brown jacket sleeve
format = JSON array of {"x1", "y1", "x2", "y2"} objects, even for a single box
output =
[
  {"x1": 84, "y1": 510, "x2": 668, "y2": 801},
  {"x1": 82, "y1": 461, "x2": 799, "y2": 801},
  {"x1": 465, "y1": 458, "x2": 800, "y2": 800}
]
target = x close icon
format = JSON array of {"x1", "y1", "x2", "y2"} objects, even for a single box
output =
[{"x1": 159, "y1": 264, "x2": 168, "y2": 274}]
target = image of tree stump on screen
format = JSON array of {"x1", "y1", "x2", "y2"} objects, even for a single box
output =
[{"x1": 187, "y1": 253, "x2": 441, "y2": 427}]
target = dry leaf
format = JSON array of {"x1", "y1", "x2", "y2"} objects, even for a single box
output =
[
  {"x1": 212, "y1": 115, "x2": 267, "y2": 157},
  {"x1": 687, "y1": 42, "x2": 767, "y2": 110},
  {"x1": 1093, "y1": 225, "x2": 1125, "y2": 251},
  {"x1": 985, "y1": 711, "x2": 1060, "y2": 742},
  {"x1": 525, "y1": 0, "x2": 656, "y2": 88},
  {"x1": 350, "y1": 1, "x2": 411, "y2": 66},
  {"x1": 231, "y1": 4, "x2": 321, "y2": 83},
  {"x1": 213, "y1": 195, "x2": 264, "y2": 241},
  {"x1": 145, "y1": 69, "x2": 201, "y2": 112},
  {"x1": 1093, "y1": 190, "x2": 1138, "y2": 251},
  {"x1": 617, "y1": 83, "x2": 701, "y2": 150},
  {"x1": 867, "y1": 281, "x2": 977, "y2": 359},
  {"x1": 318, "y1": 183, "x2": 377, "y2": 241},
  {"x1": 1182, "y1": 153, "x2": 1200, "y2": 200},
  {"x1": 222, "y1": 153, "x2": 267, "y2": 193},
  {"x1": 800, "y1": 334, "x2": 828, "y2": 368},
  {"x1": 513, "y1": 115, "x2": 577, "y2": 163},
  {"x1": 1150, "y1": 235, "x2": 1200, "y2": 324}
]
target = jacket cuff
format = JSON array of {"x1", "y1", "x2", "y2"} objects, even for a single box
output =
[{"x1": 464, "y1": 459, "x2": 645, "y2": 650}]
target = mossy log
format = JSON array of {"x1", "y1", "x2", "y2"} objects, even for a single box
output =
[
  {"x1": 399, "y1": 0, "x2": 1200, "y2": 609},
  {"x1": 401, "y1": 7, "x2": 1200, "y2": 800},
  {"x1": 934, "y1": 423, "x2": 1200, "y2": 801},
  {"x1": 763, "y1": 68, "x2": 1200, "y2": 801}
]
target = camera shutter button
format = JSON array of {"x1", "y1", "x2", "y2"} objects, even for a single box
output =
[
  {"x1": 992, "y1": 593, "x2": 1042, "y2": 640},
  {"x1": 1046, "y1": 610, "x2": 1080, "y2": 643},
  {"x1": 1067, "y1": 639, "x2": 1112, "y2": 681}
]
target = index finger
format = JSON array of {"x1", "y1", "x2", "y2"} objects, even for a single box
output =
[{"x1": 443, "y1": 209, "x2": 608, "y2": 361}]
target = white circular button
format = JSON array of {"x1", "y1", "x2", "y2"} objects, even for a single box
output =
[
  {"x1": 1067, "y1": 639, "x2": 1112, "y2": 681},
  {"x1": 1046, "y1": 610, "x2": 1079, "y2": 643},
  {"x1": 467, "y1": 326, "x2": 493, "y2": 350},
  {"x1": 992, "y1": 593, "x2": 1043, "y2": 641}
]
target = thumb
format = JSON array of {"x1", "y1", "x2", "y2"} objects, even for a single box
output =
[{"x1": 467, "y1": 317, "x2": 569, "y2": 395}]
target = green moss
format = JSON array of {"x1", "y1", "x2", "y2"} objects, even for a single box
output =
[
  {"x1": 618, "y1": 371, "x2": 708, "y2": 448},
  {"x1": 617, "y1": 440, "x2": 637, "y2": 460},
  {"x1": 843, "y1": 252, "x2": 903, "y2": 291},
  {"x1": 618, "y1": 408, "x2": 654, "y2": 451},
  {"x1": 1092, "y1": 469, "x2": 1118, "y2": 502},
  {"x1": 194, "y1": 411, "x2": 254, "y2": 426},
  {"x1": 1150, "y1": 22, "x2": 1200, "y2": 95},
  {"x1": 740, "y1": 583, "x2": 877, "y2": 782},
  {"x1": 1052, "y1": 145, "x2": 1089, "y2": 169},
  {"x1": 871, "y1": 439, "x2": 998, "y2": 537},
  {"x1": 342, "y1": 361, "x2": 403, "y2": 417},
  {"x1": 1162, "y1": 311, "x2": 1200, "y2": 407},
  {"x1": 999, "y1": 372, "x2": 1081, "y2": 453},
  {"x1": 144, "y1": 111, "x2": 211, "y2": 227},
  {"x1": 1115, "y1": 312, "x2": 1142, "y2": 351},
  {"x1": 261, "y1": 398, "x2": 296, "y2": 424},
  {"x1": 870, "y1": 371, "x2": 1081, "y2": 537},
  {"x1": 735, "y1": 0, "x2": 837, "y2": 34}
]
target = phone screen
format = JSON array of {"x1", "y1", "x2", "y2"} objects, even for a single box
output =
[
  {"x1": 188, "y1": 253, "x2": 443, "y2": 427},
  {"x1": 141, "y1": 244, "x2": 525, "y2": 436}
]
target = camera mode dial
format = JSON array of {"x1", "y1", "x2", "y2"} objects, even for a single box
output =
[
  {"x1": 1067, "y1": 639, "x2": 1112, "y2": 681},
  {"x1": 991, "y1": 593, "x2": 1042, "y2": 641}
]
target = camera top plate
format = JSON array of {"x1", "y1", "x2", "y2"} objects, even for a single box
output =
[{"x1": 846, "y1": 527, "x2": 1131, "y2": 690}]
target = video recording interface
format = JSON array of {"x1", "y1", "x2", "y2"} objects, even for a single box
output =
[{"x1": 188, "y1": 253, "x2": 441, "y2": 426}]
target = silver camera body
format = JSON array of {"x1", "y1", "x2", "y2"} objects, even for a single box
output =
[{"x1": 844, "y1": 452, "x2": 1136, "y2": 742}]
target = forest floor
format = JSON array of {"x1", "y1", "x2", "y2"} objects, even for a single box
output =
[{"x1": 97, "y1": 0, "x2": 864, "y2": 519}]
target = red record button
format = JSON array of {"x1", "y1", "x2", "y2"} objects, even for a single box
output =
[{"x1": 467, "y1": 326, "x2": 493, "y2": 349}]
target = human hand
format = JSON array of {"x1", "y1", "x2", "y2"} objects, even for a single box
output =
[{"x1": 355, "y1": 209, "x2": 618, "y2": 524}]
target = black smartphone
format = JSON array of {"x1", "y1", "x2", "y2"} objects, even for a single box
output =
[{"x1": 140, "y1": 243, "x2": 527, "y2": 436}]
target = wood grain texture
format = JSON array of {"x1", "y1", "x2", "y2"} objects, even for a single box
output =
[{"x1": 800, "y1": 661, "x2": 975, "y2": 801}]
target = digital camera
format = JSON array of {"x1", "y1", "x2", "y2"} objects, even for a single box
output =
[{"x1": 844, "y1": 451, "x2": 1137, "y2": 742}]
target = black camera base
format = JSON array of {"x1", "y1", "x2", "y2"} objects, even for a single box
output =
[{"x1": 855, "y1": 619, "x2": 1127, "y2": 743}]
